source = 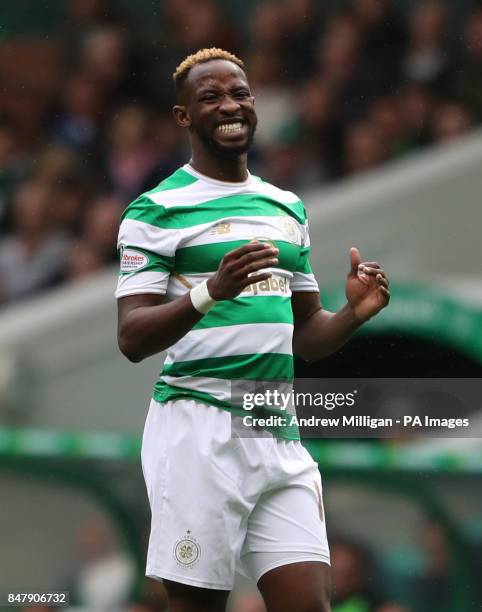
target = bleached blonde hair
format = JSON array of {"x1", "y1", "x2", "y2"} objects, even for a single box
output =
[{"x1": 173, "y1": 48, "x2": 244, "y2": 98}]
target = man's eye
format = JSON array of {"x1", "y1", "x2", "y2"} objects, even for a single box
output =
[
  {"x1": 201, "y1": 94, "x2": 218, "y2": 102},
  {"x1": 233, "y1": 91, "x2": 250, "y2": 99}
]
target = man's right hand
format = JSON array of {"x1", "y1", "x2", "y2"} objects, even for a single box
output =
[{"x1": 207, "y1": 241, "x2": 279, "y2": 301}]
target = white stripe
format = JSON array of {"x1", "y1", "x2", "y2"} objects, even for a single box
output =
[
  {"x1": 147, "y1": 175, "x2": 301, "y2": 208},
  {"x1": 164, "y1": 322, "x2": 293, "y2": 364},
  {"x1": 160, "y1": 376, "x2": 294, "y2": 410},
  {"x1": 115, "y1": 271, "x2": 169, "y2": 298},
  {"x1": 254, "y1": 180, "x2": 300, "y2": 205},
  {"x1": 118, "y1": 218, "x2": 179, "y2": 257},
  {"x1": 291, "y1": 272, "x2": 319, "y2": 292},
  {"x1": 161, "y1": 375, "x2": 231, "y2": 401},
  {"x1": 177, "y1": 215, "x2": 302, "y2": 248}
]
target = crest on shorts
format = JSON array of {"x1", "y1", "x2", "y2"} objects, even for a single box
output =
[{"x1": 174, "y1": 530, "x2": 201, "y2": 568}]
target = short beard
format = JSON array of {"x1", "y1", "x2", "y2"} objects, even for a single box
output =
[{"x1": 192, "y1": 123, "x2": 257, "y2": 160}]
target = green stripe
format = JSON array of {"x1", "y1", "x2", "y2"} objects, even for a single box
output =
[
  {"x1": 295, "y1": 247, "x2": 312, "y2": 273},
  {"x1": 148, "y1": 168, "x2": 198, "y2": 192},
  {"x1": 175, "y1": 240, "x2": 300, "y2": 273},
  {"x1": 161, "y1": 353, "x2": 294, "y2": 381},
  {"x1": 121, "y1": 195, "x2": 168, "y2": 225},
  {"x1": 119, "y1": 245, "x2": 174, "y2": 275},
  {"x1": 193, "y1": 297, "x2": 293, "y2": 330},
  {"x1": 152, "y1": 384, "x2": 300, "y2": 440},
  {"x1": 123, "y1": 194, "x2": 306, "y2": 228}
]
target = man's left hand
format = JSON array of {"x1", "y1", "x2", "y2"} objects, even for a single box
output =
[{"x1": 346, "y1": 247, "x2": 390, "y2": 322}]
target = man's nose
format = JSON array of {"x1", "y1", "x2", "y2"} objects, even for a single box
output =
[{"x1": 219, "y1": 94, "x2": 240, "y2": 113}]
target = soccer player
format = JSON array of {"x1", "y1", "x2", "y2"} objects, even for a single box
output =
[{"x1": 116, "y1": 48, "x2": 390, "y2": 612}]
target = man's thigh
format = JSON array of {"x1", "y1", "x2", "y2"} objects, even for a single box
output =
[
  {"x1": 163, "y1": 579, "x2": 230, "y2": 612},
  {"x1": 239, "y1": 463, "x2": 330, "y2": 582},
  {"x1": 238, "y1": 442, "x2": 331, "y2": 611},
  {"x1": 258, "y1": 561, "x2": 332, "y2": 612}
]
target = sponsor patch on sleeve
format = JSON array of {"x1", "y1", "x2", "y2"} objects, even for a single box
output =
[{"x1": 120, "y1": 248, "x2": 149, "y2": 272}]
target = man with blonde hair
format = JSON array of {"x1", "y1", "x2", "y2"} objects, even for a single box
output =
[{"x1": 116, "y1": 48, "x2": 390, "y2": 612}]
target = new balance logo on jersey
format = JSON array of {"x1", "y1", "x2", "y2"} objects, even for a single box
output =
[{"x1": 210, "y1": 222, "x2": 231, "y2": 235}]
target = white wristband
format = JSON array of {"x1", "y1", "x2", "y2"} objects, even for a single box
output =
[{"x1": 190, "y1": 280, "x2": 217, "y2": 314}]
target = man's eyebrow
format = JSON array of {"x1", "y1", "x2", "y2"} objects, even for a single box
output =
[
  {"x1": 196, "y1": 86, "x2": 219, "y2": 94},
  {"x1": 196, "y1": 82, "x2": 249, "y2": 94}
]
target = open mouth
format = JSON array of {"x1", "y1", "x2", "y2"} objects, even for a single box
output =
[{"x1": 216, "y1": 121, "x2": 245, "y2": 135}]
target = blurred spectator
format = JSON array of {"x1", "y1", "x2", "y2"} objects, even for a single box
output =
[
  {"x1": 0, "y1": 180, "x2": 71, "y2": 305},
  {"x1": 258, "y1": 144, "x2": 305, "y2": 191},
  {"x1": 331, "y1": 538, "x2": 380, "y2": 610},
  {"x1": 68, "y1": 0, "x2": 120, "y2": 29},
  {"x1": 413, "y1": 521, "x2": 451, "y2": 612},
  {"x1": 402, "y1": 1, "x2": 452, "y2": 92},
  {"x1": 279, "y1": 78, "x2": 342, "y2": 181},
  {"x1": 282, "y1": 0, "x2": 321, "y2": 82},
  {"x1": 107, "y1": 105, "x2": 164, "y2": 201},
  {"x1": 165, "y1": 0, "x2": 237, "y2": 53},
  {"x1": 452, "y1": 8, "x2": 482, "y2": 118},
  {"x1": 397, "y1": 83, "x2": 434, "y2": 149},
  {"x1": 431, "y1": 101, "x2": 474, "y2": 143},
  {"x1": 80, "y1": 194, "x2": 122, "y2": 262},
  {"x1": 50, "y1": 175, "x2": 88, "y2": 235},
  {"x1": 79, "y1": 26, "x2": 134, "y2": 101},
  {"x1": 67, "y1": 239, "x2": 105, "y2": 281},
  {"x1": 72, "y1": 520, "x2": 136, "y2": 610},
  {"x1": 245, "y1": 54, "x2": 294, "y2": 149},
  {"x1": 30, "y1": 144, "x2": 81, "y2": 188},
  {"x1": 352, "y1": 0, "x2": 406, "y2": 91},
  {"x1": 369, "y1": 96, "x2": 408, "y2": 158},
  {"x1": 0, "y1": 119, "x2": 27, "y2": 230},
  {"x1": 331, "y1": 538, "x2": 406, "y2": 612},
  {"x1": 319, "y1": 14, "x2": 361, "y2": 89},
  {"x1": 318, "y1": 13, "x2": 375, "y2": 123},
  {"x1": 51, "y1": 72, "x2": 107, "y2": 151},
  {"x1": 250, "y1": 2, "x2": 286, "y2": 54},
  {"x1": 343, "y1": 121, "x2": 386, "y2": 176}
]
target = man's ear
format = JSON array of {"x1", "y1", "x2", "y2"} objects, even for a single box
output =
[{"x1": 173, "y1": 105, "x2": 191, "y2": 128}]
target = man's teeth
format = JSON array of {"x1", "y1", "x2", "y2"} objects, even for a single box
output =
[{"x1": 218, "y1": 123, "x2": 243, "y2": 133}]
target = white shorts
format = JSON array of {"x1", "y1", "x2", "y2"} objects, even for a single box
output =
[{"x1": 142, "y1": 398, "x2": 330, "y2": 590}]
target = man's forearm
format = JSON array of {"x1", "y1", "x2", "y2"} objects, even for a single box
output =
[
  {"x1": 118, "y1": 293, "x2": 203, "y2": 362},
  {"x1": 293, "y1": 303, "x2": 363, "y2": 362}
]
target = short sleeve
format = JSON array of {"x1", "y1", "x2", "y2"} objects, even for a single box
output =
[
  {"x1": 291, "y1": 216, "x2": 319, "y2": 293},
  {"x1": 115, "y1": 195, "x2": 179, "y2": 298}
]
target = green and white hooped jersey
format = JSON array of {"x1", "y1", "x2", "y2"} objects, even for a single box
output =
[{"x1": 116, "y1": 164, "x2": 319, "y2": 440}]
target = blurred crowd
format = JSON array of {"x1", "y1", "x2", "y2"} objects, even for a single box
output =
[{"x1": 1, "y1": 0, "x2": 482, "y2": 305}]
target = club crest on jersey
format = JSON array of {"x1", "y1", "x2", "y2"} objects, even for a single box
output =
[
  {"x1": 281, "y1": 218, "x2": 300, "y2": 244},
  {"x1": 120, "y1": 248, "x2": 149, "y2": 272},
  {"x1": 174, "y1": 531, "x2": 201, "y2": 568}
]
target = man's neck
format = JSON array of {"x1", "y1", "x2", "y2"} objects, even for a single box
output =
[{"x1": 189, "y1": 152, "x2": 249, "y2": 183}]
